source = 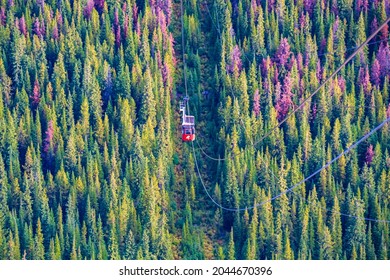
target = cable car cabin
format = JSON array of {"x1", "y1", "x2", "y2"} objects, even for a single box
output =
[
  {"x1": 182, "y1": 116, "x2": 195, "y2": 142},
  {"x1": 179, "y1": 101, "x2": 195, "y2": 142}
]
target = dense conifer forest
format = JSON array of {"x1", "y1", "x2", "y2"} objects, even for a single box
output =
[{"x1": 0, "y1": 0, "x2": 389, "y2": 260}]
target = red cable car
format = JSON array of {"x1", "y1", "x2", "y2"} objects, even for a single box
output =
[{"x1": 180, "y1": 101, "x2": 195, "y2": 142}]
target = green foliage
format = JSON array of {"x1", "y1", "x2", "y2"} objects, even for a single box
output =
[{"x1": 0, "y1": 0, "x2": 388, "y2": 261}]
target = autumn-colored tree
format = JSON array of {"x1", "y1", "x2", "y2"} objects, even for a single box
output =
[{"x1": 0, "y1": 0, "x2": 388, "y2": 262}]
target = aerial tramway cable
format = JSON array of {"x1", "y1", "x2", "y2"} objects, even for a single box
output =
[
  {"x1": 180, "y1": 0, "x2": 189, "y2": 101},
  {"x1": 179, "y1": 1, "x2": 390, "y2": 222},
  {"x1": 204, "y1": 0, "x2": 389, "y2": 61},
  {"x1": 199, "y1": 0, "x2": 390, "y2": 161},
  {"x1": 251, "y1": 17, "x2": 390, "y2": 146},
  {"x1": 192, "y1": 116, "x2": 390, "y2": 221}
]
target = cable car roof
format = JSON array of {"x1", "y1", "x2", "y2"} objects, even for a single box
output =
[{"x1": 183, "y1": 115, "x2": 195, "y2": 125}]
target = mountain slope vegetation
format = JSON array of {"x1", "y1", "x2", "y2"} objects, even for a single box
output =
[{"x1": 0, "y1": 0, "x2": 389, "y2": 260}]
